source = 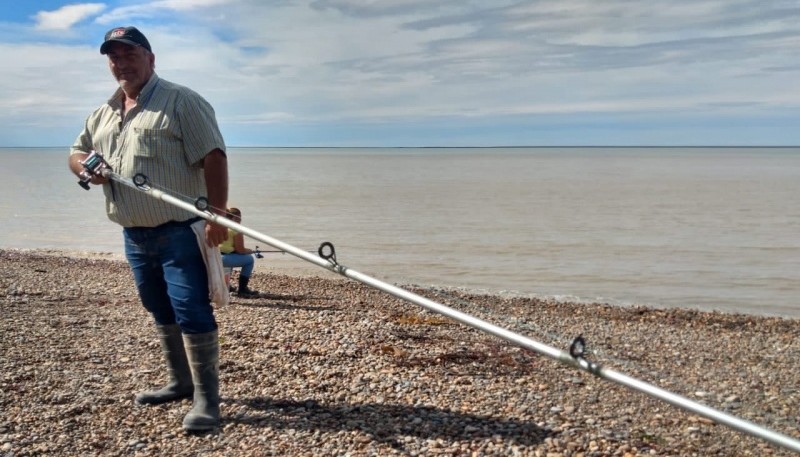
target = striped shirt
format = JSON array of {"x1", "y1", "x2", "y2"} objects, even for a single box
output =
[{"x1": 70, "y1": 74, "x2": 226, "y2": 227}]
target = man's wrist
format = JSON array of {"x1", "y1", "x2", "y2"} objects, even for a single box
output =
[{"x1": 208, "y1": 206, "x2": 227, "y2": 216}]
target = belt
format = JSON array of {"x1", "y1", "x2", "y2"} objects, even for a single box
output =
[
  {"x1": 127, "y1": 216, "x2": 202, "y2": 230},
  {"x1": 159, "y1": 216, "x2": 203, "y2": 229}
]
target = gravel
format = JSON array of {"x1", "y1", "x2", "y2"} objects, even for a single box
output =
[{"x1": 1, "y1": 248, "x2": 799, "y2": 456}]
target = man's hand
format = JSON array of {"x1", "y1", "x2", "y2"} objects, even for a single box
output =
[
  {"x1": 89, "y1": 174, "x2": 110, "y2": 185},
  {"x1": 69, "y1": 152, "x2": 109, "y2": 185},
  {"x1": 205, "y1": 220, "x2": 227, "y2": 247}
]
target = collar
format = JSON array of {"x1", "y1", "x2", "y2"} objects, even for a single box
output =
[{"x1": 107, "y1": 73, "x2": 160, "y2": 109}]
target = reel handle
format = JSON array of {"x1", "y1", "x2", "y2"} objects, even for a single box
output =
[{"x1": 77, "y1": 150, "x2": 110, "y2": 190}]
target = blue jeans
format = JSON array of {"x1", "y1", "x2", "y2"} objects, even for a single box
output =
[
  {"x1": 221, "y1": 253, "x2": 254, "y2": 278},
  {"x1": 123, "y1": 219, "x2": 217, "y2": 334}
]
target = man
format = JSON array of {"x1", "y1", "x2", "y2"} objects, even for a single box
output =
[{"x1": 68, "y1": 26, "x2": 228, "y2": 432}]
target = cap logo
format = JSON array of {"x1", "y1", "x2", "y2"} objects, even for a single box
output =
[{"x1": 110, "y1": 28, "x2": 126, "y2": 38}]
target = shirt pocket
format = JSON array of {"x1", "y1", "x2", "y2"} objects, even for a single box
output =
[{"x1": 132, "y1": 127, "x2": 180, "y2": 157}]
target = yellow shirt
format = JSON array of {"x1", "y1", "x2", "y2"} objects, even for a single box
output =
[{"x1": 219, "y1": 228, "x2": 236, "y2": 254}]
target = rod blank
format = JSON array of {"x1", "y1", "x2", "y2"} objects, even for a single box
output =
[{"x1": 103, "y1": 170, "x2": 800, "y2": 453}]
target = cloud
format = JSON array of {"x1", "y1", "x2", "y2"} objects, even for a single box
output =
[
  {"x1": 310, "y1": 0, "x2": 467, "y2": 17},
  {"x1": 94, "y1": 0, "x2": 234, "y2": 24},
  {"x1": 4, "y1": 0, "x2": 800, "y2": 145},
  {"x1": 156, "y1": 1, "x2": 800, "y2": 132},
  {"x1": 0, "y1": 39, "x2": 112, "y2": 146},
  {"x1": 34, "y1": 3, "x2": 106, "y2": 31}
]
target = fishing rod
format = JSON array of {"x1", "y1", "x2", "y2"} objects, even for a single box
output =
[
  {"x1": 253, "y1": 246, "x2": 314, "y2": 259},
  {"x1": 77, "y1": 152, "x2": 800, "y2": 453}
]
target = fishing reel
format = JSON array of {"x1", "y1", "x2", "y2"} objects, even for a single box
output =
[{"x1": 77, "y1": 150, "x2": 110, "y2": 190}]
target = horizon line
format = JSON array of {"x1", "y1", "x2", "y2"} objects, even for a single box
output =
[{"x1": 2, "y1": 145, "x2": 799, "y2": 149}]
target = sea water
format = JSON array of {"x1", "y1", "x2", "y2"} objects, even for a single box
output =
[{"x1": 1, "y1": 147, "x2": 798, "y2": 318}]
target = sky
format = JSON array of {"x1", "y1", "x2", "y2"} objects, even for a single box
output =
[{"x1": 0, "y1": 0, "x2": 799, "y2": 147}]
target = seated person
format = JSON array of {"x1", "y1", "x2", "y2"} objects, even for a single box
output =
[{"x1": 219, "y1": 207, "x2": 258, "y2": 296}]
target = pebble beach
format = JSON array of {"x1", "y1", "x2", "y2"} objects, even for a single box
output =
[{"x1": 1, "y1": 248, "x2": 799, "y2": 456}]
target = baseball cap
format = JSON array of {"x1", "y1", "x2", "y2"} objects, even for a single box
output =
[{"x1": 100, "y1": 26, "x2": 152, "y2": 54}]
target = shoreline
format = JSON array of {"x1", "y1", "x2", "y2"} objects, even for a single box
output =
[
  {"x1": 6, "y1": 247, "x2": 797, "y2": 320},
  {"x1": 1, "y1": 248, "x2": 799, "y2": 456},
  {"x1": 7, "y1": 247, "x2": 339, "y2": 279}
]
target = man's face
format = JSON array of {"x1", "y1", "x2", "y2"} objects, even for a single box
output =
[{"x1": 105, "y1": 42, "x2": 154, "y2": 94}]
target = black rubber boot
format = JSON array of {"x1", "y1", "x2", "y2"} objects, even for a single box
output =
[
  {"x1": 182, "y1": 330, "x2": 220, "y2": 432},
  {"x1": 237, "y1": 275, "x2": 257, "y2": 297},
  {"x1": 135, "y1": 324, "x2": 194, "y2": 405}
]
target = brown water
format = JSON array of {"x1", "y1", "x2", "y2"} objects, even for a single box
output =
[{"x1": 2, "y1": 147, "x2": 798, "y2": 317}]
